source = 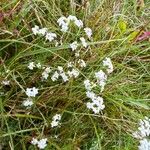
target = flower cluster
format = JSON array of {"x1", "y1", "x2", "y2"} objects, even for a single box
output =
[
  {"x1": 84, "y1": 57, "x2": 113, "y2": 114},
  {"x1": 133, "y1": 117, "x2": 150, "y2": 150},
  {"x1": 23, "y1": 87, "x2": 39, "y2": 107},
  {"x1": 31, "y1": 137, "x2": 47, "y2": 149},
  {"x1": 57, "y1": 15, "x2": 83, "y2": 32},
  {"x1": 32, "y1": 25, "x2": 57, "y2": 42},
  {"x1": 51, "y1": 114, "x2": 61, "y2": 127},
  {"x1": 103, "y1": 57, "x2": 114, "y2": 74},
  {"x1": 28, "y1": 62, "x2": 42, "y2": 70}
]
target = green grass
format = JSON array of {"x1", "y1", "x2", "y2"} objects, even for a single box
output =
[{"x1": 0, "y1": 0, "x2": 150, "y2": 149}]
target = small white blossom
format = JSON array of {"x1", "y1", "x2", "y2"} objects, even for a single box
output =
[
  {"x1": 133, "y1": 117, "x2": 150, "y2": 139},
  {"x1": 103, "y1": 57, "x2": 113, "y2": 74},
  {"x1": 51, "y1": 71, "x2": 59, "y2": 81},
  {"x1": 31, "y1": 137, "x2": 38, "y2": 145},
  {"x1": 67, "y1": 15, "x2": 77, "y2": 22},
  {"x1": 51, "y1": 114, "x2": 61, "y2": 128},
  {"x1": 45, "y1": 32, "x2": 57, "y2": 42},
  {"x1": 57, "y1": 66, "x2": 64, "y2": 73},
  {"x1": 78, "y1": 59, "x2": 86, "y2": 68},
  {"x1": 138, "y1": 138, "x2": 150, "y2": 150},
  {"x1": 23, "y1": 99, "x2": 33, "y2": 107},
  {"x1": 1, "y1": 80, "x2": 10, "y2": 85},
  {"x1": 57, "y1": 16, "x2": 67, "y2": 26},
  {"x1": 37, "y1": 138, "x2": 47, "y2": 149},
  {"x1": 80, "y1": 37, "x2": 88, "y2": 48},
  {"x1": 84, "y1": 80, "x2": 92, "y2": 91},
  {"x1": 28, "y1": 62, "x2": 35, "y2": 70},
  {"x1": 95, "y1": 70, "x2": 107, "y2": 92},
  {"x1": 61, "y1": 24, "x2": 69, "y2": 32},
  {"x1": 42, "y1": 67, "x2": 51, "y2": 80},
  {"x1": 67, "y1": 69, "x2": 79, "y2": 78},
  {"x1": 60, "y1": 72, "x2": 69, "y2": 82},
  {"x1": 36, "y1": 63, "x2": 42, "y2": 68},
  {"x1": 70, "y1": 41, "x2": 78, "y2": 51},
  {"x1": 32, "y1": 25, "x2": 39, "y2": 35},
  {"x1": 84, "y1": 27, "x2": 92, "y2": 39},
  {"x1": 74, "y1": 19, "x2": 83, "y2": 28},
  {"x1": 25, "y1": 87, "x2": 38, "y2": 97},
  {"x1": 38, "y1": 28, "x2": 48, "y2": 36},
  {"x1": 67, "y1": 62, "x2": 74, "y2": 68}
]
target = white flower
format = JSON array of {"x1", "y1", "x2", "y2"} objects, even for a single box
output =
[
  {"x1": 95, "y1": 70, "x2": 107, "y2": 92},
  {"x1": 37, "y1": 138, "x2": 47, "y2": 149},
  {"x1": 42, "y1": 67, "x2": 51, "y2": 80},
  {"x1": 57, "y1": 66, "x2": 64, "y2": 73},
  {"x1": 67, "y1": 15, "x2": 77, "y2": 22},
  {"x1": 138, "y1": 138, "x2": 150, "y2": 150},
  {"x1": 51, "y1": 114, "x2": 61, "y2": 128},
  {"x1": 103, "y1": 57, "x2": 113, "y2": 74},
  {"x1": 25, "y1": 87, "x2": 38, "y2": 97},
  {"x1": 84, "y1": 27, "x2": 92, "y2": 39},
  {"x1": 61, "y1": 24, "x2": 69, "y2": 32},
  {"x1": 38, "y1": 28, "x2": 48, "y2": 36},
  {"x1": 133, "y1": 117, "x2": 150, "y2": 139},
  {"x1": 36, "y1": 63, "x2": 42, "y2": 69},
  {"x1": 60, "y1": 72, "x2": 69, "y2": 82},
  {"x1": 74, "y1": 19, "x2": 83, "y2": 28},
  {"x1": 1, "y1": 80, "x2": 10, "y2": 85},
  {"x1": 70, "y1": 41, "x2": 78, "y2": 51},
  {"x1": 23, "y1": 99, "x2": 33, "y2": 107},
  {"x1": 78, "y1": 59, "x2": 86, "y2": 68},
  {"x1": 51, "y1": 71, "x2": 59, "y2": 81},
  {"x1": 28, "y1": 62, "x2": 35, "y2": 70},
  {"x1": 67, "y1": 62, "x2": 74, "y2": 68},
  {"x1": 84, "y1": 80, "x2": 92, "y2": 91},
  {"x1": 45, "y1": 32, "x2": 57, "y2": 42},
  {"x1": 86, "y1": 91, "x2": 96, "y2": 100},
  {"x1": 57, "y1": 16, "x2": 67, "y2": 26},
  {"x1": 80, "y1": 37, "x2": 88, "y2": 48},
  {"x1": 67, "y1": 69, "x2": 79, "y2": 78},
  {"x1": 31, "y1": 137, "x2": 38, "y2": 145},
  {"x1": 45, "y1": 67, "x2": 51, "y2": 73},
  {"x1": 32, "y1": 25, "x2": 39, "y2": 35}
]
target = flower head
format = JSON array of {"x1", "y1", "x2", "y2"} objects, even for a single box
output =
[
  {"x1": 103, "y1": 57, "x2": 113, "y2": 74},
  {"x1": 70, "y1": 41, "x2": 78, "y2": 51},
  {"x1": 25, "y1": 87, "x2": 38, "y2": 97},
  {"x1": 84, "y1": 27, "x2": 92, "y2": 39},
  {"x1": 23, "y1": 99, "x2": 33, "y2": 107},
  {"x1": 32, "y1": 25, "x2": 39, "y2": 35}
]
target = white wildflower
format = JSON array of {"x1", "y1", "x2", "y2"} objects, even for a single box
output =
[
  {"x1": 61, "y1": 24, "x2": 69, "y2": 32},
  {"x1": 80, "y1": 37, "x2": 88, "y2": 48},
  {"x1": 67, "y1": 15, "x2": 77, "y2": 22},
  {"x1": 57, "y1": 16, "x2": 67, "y2": 26},
  {"x1": 138, "y1": 138, "x2": 150, "y2": 150},
  {"x1": 28, "y1": 62, "x2": 35, "y2": 70},
  {"x1": 84, "y1": 27, "x2": 92, "y2": 39},
  {"x1": 38, "y1": 28, "x2": 48, "y2": 36},
  {"x1": 67, "y1": 69, "x2": 79, "y2": 78},
  {"x1": 51, "y1": 114, "x2": 61, "y2": 128},
  {"x1": 51, "y1": 71, "x2": 59, "y2": 81},
  {"x1": 32, "y1": 25, "x2": 39, "y2": 35},
  {"x1": 95, "y1": 70, "x2": 107, "y2": 92},
  {"x1": 45, "y1": 32, "x2": 57, "y2": 42},
  {"x1": 84, "y1": 80, "x2": 92, "y2": 91},
  {"x1": 103, "y1": 57, "x2": 113, "y2": 74},
  {"x1": 67, "y1": 62, "x2": 74, "y2": 68},
  {"x1": 70, "y1": 41, "x2": 78, "y2": 51},
  {"x1": 37, "y1": 138, "x2": 47, "y2": 149},
  {"x1": 23, "y1": 99, "x2": 33, "y2": 107},
  {"x1": 42, "y1": 67, "x2": 51, "y2": 80},
  {"x1": 78, "y1": 59, "x2": 86, "y2": 68},
  {"x1": 57, "y1": 66, "x2": 64, "y2": 73},
  {"x1": 133, "y1": 117, "x2": 150, "y2": 139},
  {"x1": 31, "y1": 137, "x2": 38, "y2": 145},
  {"x1": 1, "y1": 80, "x2": 10, "y2": 85},
  {"x1": 74, "y1": 19, "x2": 83, "y2": 28},
  {"x1": 25, "y1": 87, "x2": 38, "y2": 97},
  {"x1": 36, "y1": 63, "x2": 42, "y2": 68},
  {"x1": 60, "y1": 72, "x2": 69, "y2": 82}
]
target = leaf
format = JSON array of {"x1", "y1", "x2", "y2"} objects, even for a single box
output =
[
  {"x1": 118, "y1": 20, "x2": 127, "y2": 33},
  {"x1": 127, "y1": 30, "x2": 140, "y2": 41}
]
